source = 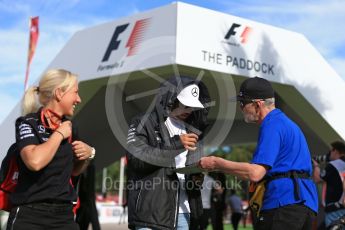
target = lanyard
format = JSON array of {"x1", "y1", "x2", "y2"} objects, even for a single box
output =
[{"x1": 40, "y1": 109, "x2": 72, "y2": 143}]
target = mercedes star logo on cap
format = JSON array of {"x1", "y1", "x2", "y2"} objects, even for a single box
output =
[{"x1": 191, "y1": 87, "x2": 199, "y2": 97}]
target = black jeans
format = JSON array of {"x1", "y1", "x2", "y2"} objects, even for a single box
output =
[
  {"x1": 231, "y1": 213, "x2": 243, "y2": 230},
  {"x1": 199, "y1": 209, "x2": 212, "y2": 230},
  {"x1": 6, "y1": 203, "x2": 79, "y2": 230},
  {"x1": 255, "y1": 204, "x2": 315, "y2": 230},
  {"x1": 76, "y1": 202, "x2": 101, "y2": 230}
]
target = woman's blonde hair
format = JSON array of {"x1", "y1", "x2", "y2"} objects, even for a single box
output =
[{"x1": 22, "y1": 69, "x2": 78, "y2": 115}]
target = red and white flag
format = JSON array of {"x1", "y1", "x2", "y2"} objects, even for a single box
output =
[{"x1": 24, "y1": 16, "x2": 39, "y2": 91}]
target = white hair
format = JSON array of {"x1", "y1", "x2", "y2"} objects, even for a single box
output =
[{"x1": 263, "y1": 97, "x2": 275, "y2": 107}]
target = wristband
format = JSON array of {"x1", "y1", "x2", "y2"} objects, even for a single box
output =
[{"x1": 55, "y1": 130, "x2": 65, "y2": 140}]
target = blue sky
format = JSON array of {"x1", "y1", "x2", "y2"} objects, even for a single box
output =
[{"x1": 0, "y1": 0, "x2": 344, "y2": 123}]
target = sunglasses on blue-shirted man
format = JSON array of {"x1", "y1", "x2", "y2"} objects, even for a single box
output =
[{"x1": 239, "y1": 99, "x2": 265, "y2": 109}]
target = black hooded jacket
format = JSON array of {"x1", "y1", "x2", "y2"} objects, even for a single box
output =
[{"x1": 126, "y1": 76, "x2": 210, "y2": 230}]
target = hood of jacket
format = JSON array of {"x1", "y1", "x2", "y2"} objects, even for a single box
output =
[{"x1": 154, "y1": 75, "x2": 211, "y2": 136}]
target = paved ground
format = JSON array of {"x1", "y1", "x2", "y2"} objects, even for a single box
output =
[
  {"x1": 96, "y1": 223, "x2": 254, "y2": 230},
  {"x1": 92, "y1": 223, "x2": 129, "y2": 230}
]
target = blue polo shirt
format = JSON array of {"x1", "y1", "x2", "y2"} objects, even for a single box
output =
[{"x1": 251, "y1": 109, "x2": 318, "y2": 213}]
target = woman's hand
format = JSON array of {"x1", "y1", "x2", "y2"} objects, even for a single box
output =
[
  {"x1": 72, "y1": 141, "x2": 92, "y2": 161},
  {"x1": 55, "y1": 121, "x2": 72, "y2": 140}
]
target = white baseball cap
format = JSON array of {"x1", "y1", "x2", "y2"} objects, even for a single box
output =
[{"x1": 177, "y1": 84, "x2": 204, "y2": 108}]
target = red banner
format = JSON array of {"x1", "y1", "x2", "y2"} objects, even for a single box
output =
[{"x1": 24, "y1": 16, "x2": 39, "y2": 91}]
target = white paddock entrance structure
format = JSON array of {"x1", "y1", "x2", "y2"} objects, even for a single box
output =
[{"x1": 1, "y1": 2, "x2": 345, "y2": 170}]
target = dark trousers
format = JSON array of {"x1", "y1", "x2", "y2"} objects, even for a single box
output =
[
  {"x1": 231, "y1": 213, "x2": 242, "y2": 230},
  {"x1": 200, "y1": 209, "x2": 212, "y2": 230},
  {"x1": 211, "y1": 207, "x2": 224, "y2": 230},
  {"x1": 6, "y1": 204, "x2": 79, "y2": 230},
  {"x1": 255, "y1": 204, "x2": 315, "y2": 230},
  {"x1": 76, "y1": 202, "x2": 100, "y2": 230}
]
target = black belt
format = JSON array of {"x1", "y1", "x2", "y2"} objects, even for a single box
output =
[
  {"x1": 265, "y1": 171, "x2": 311, "y2": 201},
  {"x1": 23, "y1": 201, "x2": 73, "y2": 212}
]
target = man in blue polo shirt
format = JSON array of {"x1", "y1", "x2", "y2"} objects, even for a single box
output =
[{"x1": 199, "y1": 77, "x2": 318, "y2": 230}]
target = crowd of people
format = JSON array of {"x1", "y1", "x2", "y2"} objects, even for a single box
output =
[{"x1": 2, "y1": 68, "x2": 345, "y2": 230}]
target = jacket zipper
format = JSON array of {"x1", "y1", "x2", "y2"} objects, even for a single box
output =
[
  {"x1": 135, "y1": 189, "x2": 142, "y2": 212},
  {"x1": 10, "y1": 207, "x2": 20, "y2": 230},
  {"x1": 173, "y1": 180, "x2": 180, "y2": 228}
]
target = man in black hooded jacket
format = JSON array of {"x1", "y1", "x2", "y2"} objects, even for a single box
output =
[{"x1": 126, "y1": 75, "x2": 211, "y2": 230}]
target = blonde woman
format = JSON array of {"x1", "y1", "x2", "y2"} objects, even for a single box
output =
[{"x1": 6, "y1": 69, "x2": 95, "y2": 230}]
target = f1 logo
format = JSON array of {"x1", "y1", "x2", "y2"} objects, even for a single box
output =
[
  {"x1": 102, "y1": 18, "x2": 151, "y2": 62},
  {"x1": 225, "y1": 23, "x2": 252, "y2": 44},
  {"x1": 102, "y1": 24, "x2": 129, "y2": 62}
]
